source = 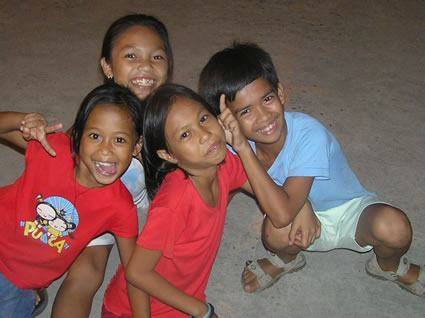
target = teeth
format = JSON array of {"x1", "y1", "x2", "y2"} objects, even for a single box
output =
[
  {"x1": 95, "y1": 162, "x2": 115, "y2": 167},
  {"x1": 131, "y1": 78, "x2": 155, "y2": 87},
  {"x1": 259, "y1": 121, "x2": 276, "y2": 133}
]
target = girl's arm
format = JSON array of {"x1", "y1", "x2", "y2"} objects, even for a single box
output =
[
  {"x1": 115, "y1": 236, "x2": 151, "y2": 318},
  {"x1": 0, "y1": 111, "x2": 62, "y2": 156},
  {"x1": 126, "y1": 246, "x2": 216, "y2": 318},
  {"x1": 218, "y1": 96, "x2": 315, "y2": 229}
]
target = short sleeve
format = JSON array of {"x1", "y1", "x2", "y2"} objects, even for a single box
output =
[
  {"x1": 288, "y1": 123, "x2": 331, "y2": 180},
  {"x1": 137, "y1": 205, "x2": 185, "y2": 259},
  {"x1": 223, "y1": 151, "x2": 248, "y2": 191}
]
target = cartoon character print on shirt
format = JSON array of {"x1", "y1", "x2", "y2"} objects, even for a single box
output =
[{"x1": 20, "y1": 194, "x2": 80, "y2": 253}]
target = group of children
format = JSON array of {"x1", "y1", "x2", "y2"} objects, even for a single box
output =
[{"x1": 0, "y1": 12, "x2": 423, "y2": 318}]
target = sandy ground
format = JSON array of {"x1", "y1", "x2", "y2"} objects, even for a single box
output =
[{"x1": 1, "y1": 1, "x2": 424, "y2": 317}]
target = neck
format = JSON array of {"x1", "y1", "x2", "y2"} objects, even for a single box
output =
[
  {"x1": 255, "y1": 125, "x2": 287, "y2": 170},
  {"x1": 188, "y1": 166, "x2": 220, "y2": 207}
]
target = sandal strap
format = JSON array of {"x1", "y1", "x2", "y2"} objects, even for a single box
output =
[
  {"x1": 404, "y1": 265, "x2": 425, "y2": 295},
  {"x1": 266, "y1": 251, "x2": 304, "y2": 271},
  {"x1": 246, "y1": 260, "x2": 273, "y2": 286},
  {"x1": 395, "y1": 255, "x2": 410, "y2": 278}
]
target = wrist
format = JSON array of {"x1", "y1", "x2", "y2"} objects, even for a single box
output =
[{"x1": 190, "y1": 303, "x2": 214, "y2": 318}]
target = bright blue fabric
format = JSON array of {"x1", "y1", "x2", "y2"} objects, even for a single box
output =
[{"x1": 248, "y1": 112, "x2": 376, "y2": 211}]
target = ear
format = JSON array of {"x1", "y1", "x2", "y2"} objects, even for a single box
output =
[
  {"x1": 277, "y1": 82, "x2": 286, "y2": 109},
  {"x1": 100, "y1": 57, "x2": 113, "y2": 79},
  {"x1": 132, "y1": 137, "x2": 143, "y2": 157},
  {"x1": 156, "y1": 149, "x2": 177, "y2": 164}
]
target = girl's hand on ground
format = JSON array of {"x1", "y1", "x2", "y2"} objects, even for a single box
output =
[
  {"x1": 288, "y1": 201, "x2": 321, "y2": 248},
  {"x1": 218, "y1": 94, "x2": 248, "y2": 152},
  {"x1": 20, "y1": 112, "x2": 63, "y2": 157}
]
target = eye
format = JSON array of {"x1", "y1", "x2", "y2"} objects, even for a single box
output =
[
  {"x1": 239, "y1": 108, "x2": 251, "y2": 117},
  {"x1": 89, "y1": 133, "x2": 99, "y2": 140},
  {"x1": 125, "y1": 53, "x2": 136, "y2": 59},
  {"x1": 181, "y1": 131, "x2": 190, "y2": 139},
  {"x1": 264, "y1": 95, "x2": 274, "y2": 103},
  {"x1": 115, "y1": 137, "x2": 126, "y2": 144},
  {"x1": 200, "y1": 114, "x2": 208, "y2": 123},
  {"x1": 153, "y1": 55, "x2": 164, "y2": 60}
]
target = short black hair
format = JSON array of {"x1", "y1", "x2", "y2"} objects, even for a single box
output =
[
  {"x1": 101, "y1": 14, "x2": 174, "y2": 80},
  {"x1": 199, "y1": 42, "x2": 279, "y2": 113},
  {"x1": 142, "y1": 83, "x2": 217, "y2": 200},
  {"x1": 71, "y1": 83, "x2": 144, "y2": 162}
]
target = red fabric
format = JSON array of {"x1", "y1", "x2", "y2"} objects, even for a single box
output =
[
  {"x1": 0, "y1": 133, "x2": 138, "y2": 289},
  {"x1": 103, "y1": 151, "x2": 247, "y2": 317}
]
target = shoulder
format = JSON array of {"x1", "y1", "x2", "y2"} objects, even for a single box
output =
[
  {"x1": 287, "y1": 112, "x2": 333, "y2": 142},
  {"x1": 150, "y1": 170, "x2": 191, "y2": 210},
  {"x1": 26, "y1": 132, "x2": 71, "y2": 162}
]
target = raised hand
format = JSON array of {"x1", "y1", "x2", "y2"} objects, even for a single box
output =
[
  {"x1": 217, "y1": 94, "x2": 248, "y2": 153},
  {"x1": 20, "y1": 112, "x2": 63, "y2": 156}
]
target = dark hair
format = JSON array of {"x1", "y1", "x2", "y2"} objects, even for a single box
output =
[
  {"x1": 199, "y1": 42, "x2": 279, "y2": 114},
  {"x1": 101, "y1": 14, "x2": 174, "y2": 80},
  {"x1": 142, "y1": 83, "x2": 218, "y2": 200},
  {"x1": 71, "y1": 83, "x2": 144, "y2": 162}
]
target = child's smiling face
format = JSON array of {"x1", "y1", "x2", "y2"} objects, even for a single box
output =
[
  {"x1": 101, "y1": 25, "x2": 169, "y2": 101},
  {"x1": 159, "y1": 96, "x2": 227, "y2": 175},
  {"x1": 75, "y1": 104, "x2": 141, "y2": 188},
  {"x1": 228, "y1": 77, "x2": 287, "y2": 149}
]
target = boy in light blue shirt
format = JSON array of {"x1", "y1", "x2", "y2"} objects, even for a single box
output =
[{"x1": 199, "y1": 42, "x2": 424, "y2": 297}]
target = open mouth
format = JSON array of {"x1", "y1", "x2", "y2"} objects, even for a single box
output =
[
  {"x1": 257, "y1": 119, "x2": 277, "y2": 135},
  {"x1": 131, "y1": 78, "x2": 156, "y2": 87},
  {"x1": 94, "y1": 161, "x2": 118, "y2": 176}
]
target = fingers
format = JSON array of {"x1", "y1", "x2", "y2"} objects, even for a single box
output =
[
  {"x1": 20, "y1": 112, "x2": 62, "y2": 156},
  {"x1": 39, "y1": 137, "x2": 57, "y2": 157},
  {"x1": 288, "y1": 225, "x2": 297, "y2": 246},
  {"x1": 45, "y1": 122, "x2": 63, "y2": 134},
  {"x1": 219, "y1": 94, "x2": 226, "y2": 113}
]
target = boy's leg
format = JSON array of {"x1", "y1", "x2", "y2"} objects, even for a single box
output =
[
  {"x1": 241, "y1": 201, "x2": 318, "y2": 292},
  {"x1": 355, "y1": 203, "x2": 421, "y2": 285},
  {"x1": 51, "y1": 244, "x2": 113, "y2": 318},
  {"x1": 241, "y1": 217, "x2": 303, "y2": 292}
]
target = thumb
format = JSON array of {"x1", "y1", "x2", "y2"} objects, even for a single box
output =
[{"x1": 288, "y1": 225, "x2": 296, "y2": 245}]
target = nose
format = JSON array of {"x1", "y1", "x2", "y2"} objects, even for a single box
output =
[
  {"x1": 256, "y1": 104, "x2": 270, "y2": 122},
  {"x1": 99, "y1": 139, "x2": 113, "y2": 155},
  {"x1": 137, "y1": 57, "x2": 152, "y2": 71},
  {"x1": 199, "y1": 127, "x2": 212, "y2": 144}
]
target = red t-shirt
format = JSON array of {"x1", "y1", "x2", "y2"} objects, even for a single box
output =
[
  {"x1": 104, "y1": 150, "x2": 247, "y2": 317},
  {"x1": 0, "y1": 133, "x2": 138, "y2": 289}
]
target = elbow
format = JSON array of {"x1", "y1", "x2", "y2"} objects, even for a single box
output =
[
  {"x1": 125, "y1": 264, "x2": 138, "y2": 286},
  {"x1": 268, "y1": 214, "x2": 292, "y2": 229}
]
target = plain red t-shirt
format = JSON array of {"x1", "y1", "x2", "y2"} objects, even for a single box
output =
[{"x1": 104, "y1": 150, "x2": 247, "y2": 317}]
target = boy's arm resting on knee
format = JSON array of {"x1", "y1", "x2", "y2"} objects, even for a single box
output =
[
  {"x1": 0, "y1": 111, "x2": 62, "y2": 155},
  {"x1": 116, "y1": 236, "x2": 151, "y2": 318},
  {"x1": 126, "y1": 246, "x2": 212, "y2": 318}
]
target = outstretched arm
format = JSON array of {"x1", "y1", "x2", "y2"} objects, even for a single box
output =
[
  {"x1": 126, "y1": 246, "x2": 218, "y2": 318},
  {"x1": 0, "y1": 111, "x2": 63, "y2": 156}
]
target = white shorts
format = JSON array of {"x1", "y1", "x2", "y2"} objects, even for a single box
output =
[
  {"x1": 305, "y1": 196, "x2": 384, "y2": 253},
  {"x1": 87, "y1": 232, "x2": 115, "y2": 247}
]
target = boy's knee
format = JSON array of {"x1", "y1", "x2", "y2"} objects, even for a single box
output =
[
  {"x1": 262, "y1": 217, "x2": 291, "y2": 251},
  {"x1": 373, "y1": 206, "x2": 412, "y2": 248}
]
